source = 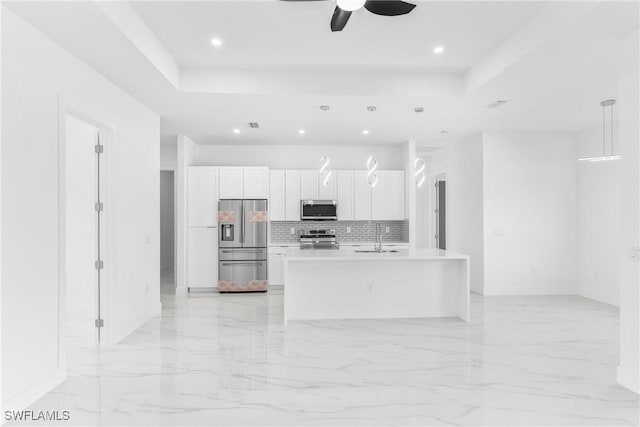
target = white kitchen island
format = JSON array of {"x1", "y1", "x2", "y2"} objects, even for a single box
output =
[{"x1": 283, "y1": 247, "x2": 470, "y2": 325}]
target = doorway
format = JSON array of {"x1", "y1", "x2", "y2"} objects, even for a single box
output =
[
  {"x1": 64, "y1": 114, "x2": 104, "y2": 346},
  {"x1": 433, "y1": 174, "x2": 447, "y2": 250},
  {"x1": 160, "y1": 170, "x2": 176, "y2": 293}
]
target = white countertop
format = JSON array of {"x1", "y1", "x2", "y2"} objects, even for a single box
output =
[
  {"x1": 284, "y1": 247, "x2": 469, "y2": 261},
  {"x1": 269, "y1": 241, "x2": 410, "y2": 248}
]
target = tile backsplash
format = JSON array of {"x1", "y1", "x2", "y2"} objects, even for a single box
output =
[{"x1": 270, "y1": 220, "x2": 409, "y2": 244}]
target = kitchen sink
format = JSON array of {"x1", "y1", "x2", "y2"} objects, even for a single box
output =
[{"x1": 354, "y1": 249, "x2": 399, "y2": 253}]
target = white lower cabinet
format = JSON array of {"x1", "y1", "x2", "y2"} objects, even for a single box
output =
[
  {"x1": 268, "y1": 247, "x2": 287, "y2": 286},
  {"x1": 188, "y1": 228, "x2": 218, "y2": 287}
]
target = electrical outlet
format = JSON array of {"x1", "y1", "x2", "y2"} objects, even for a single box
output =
[
  {"x1": 290, "y1": 227, "x2": 296, "y2": 234},
  {"x1": 346, "y1": 226, "x2": 351, "y2": 233},
  {"x1": 385, "y1": 226, "x2": 390, "y2": 234}
]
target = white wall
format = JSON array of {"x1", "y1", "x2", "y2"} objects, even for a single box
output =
[
  {"x1": 616, "y1": 30, "x2": 640, "y2": 395},
  {"x1": 446, "y1": 136, "x2": 485, "y2": 294},
  {"x1": 160, "y1": 141, "x2": 177, "y2": 170},
  {"x1": 160, "y1": 171, "x2": 175, "y2": 273},
  {"x1": 577, "y1": 126, "x2": 621, "y2": 306},
  {"x1": 1, "y1": 8, "x2": 161, "y2": 410},
  {"x1": 483, "y1": 132, "x2": 578, "y2": 295},
  {"x1": 192, "y1": 144, "x2": 405, "y2": 170}
]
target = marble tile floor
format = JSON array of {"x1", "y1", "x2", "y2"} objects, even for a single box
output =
[{"x1": 14, "y1": 282, "x2": 640, "y2": 426}]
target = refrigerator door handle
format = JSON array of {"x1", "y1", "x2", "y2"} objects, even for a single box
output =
[
  {"x1": 221, "y1": 249, "x2": 263, "y2": 253},
  {"x1": 240, "y1": 201, "x2": 245, "y2": 244},
  {"x1": 221, "y1": 262, "x2": 263, "y2": 266}
]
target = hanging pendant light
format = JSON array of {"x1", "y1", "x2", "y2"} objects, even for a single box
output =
[
  {"x1": 367, "y1": 156, "x2": 378, "y2": 187},
  {"x1": 319, "y1": 156, "x2": 331, "y2": 187},
  {"x1": 579, "y1": 99, "x2": 620, "y2": 162},
  {"x1": 414, "y1": 157, "x2": 426, "y2": 188}
]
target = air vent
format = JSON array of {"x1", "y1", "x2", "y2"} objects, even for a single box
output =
[
  {"x1": 487, "y1": 100, "x2": 510, "y2": 109},
  {"x1": 248, "y1": 122, "x2": 260, "y2": 129}
]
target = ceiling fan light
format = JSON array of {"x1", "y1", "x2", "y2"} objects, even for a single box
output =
[{"x1": 337, "y1": 0, "x2": 366, "y2": 12}]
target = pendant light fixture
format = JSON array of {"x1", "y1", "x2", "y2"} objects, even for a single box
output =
[
  {"x1": 415, "y1": 157, "x2": 426, "y2": 188},
  {"x1": 367, "y1": 156, "x2": 378, "y2": 187},
  {"x1": 319, "y1": 156, "x2": 331, "y2": 187},
  {"x1": 579, "y1": 99, "x2": 620, "y2": 162}
]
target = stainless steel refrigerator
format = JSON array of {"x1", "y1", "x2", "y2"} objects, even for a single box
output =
[{"x1": 218, "y1": 199, "x2": 268, "y2": 293}]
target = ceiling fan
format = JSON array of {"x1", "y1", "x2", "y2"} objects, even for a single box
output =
[{"x1": 281, "y1": 0, "x2": 417, "y2": 32}]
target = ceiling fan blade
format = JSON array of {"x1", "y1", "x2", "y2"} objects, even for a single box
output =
[
  {"x1": 364, "y1": 0, "x2": 416, "y2": 16},
  {"x1": 330, "y1": 6, "x2": 352, "y2": 32}
]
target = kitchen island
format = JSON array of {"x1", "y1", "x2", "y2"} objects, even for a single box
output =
[{"x1": 283, "y1": 247, "x2": 470, "y2": 325}]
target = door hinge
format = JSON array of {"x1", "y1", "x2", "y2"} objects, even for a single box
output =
[
  {"x1": 95, "y1": 144, "x2": 104, "y2": 154},
  {"x1": 95, "y1": 260, "x2": 104, "y2": 270},
  {"x1": 95, "y1": 318, "x2": 104, "y2": 328},
  {"x1": 95, "y1": 202, "x2": 104, "y2": 212}
]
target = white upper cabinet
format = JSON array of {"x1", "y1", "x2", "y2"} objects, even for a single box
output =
[
  {"x1": 300, "y1": 170, "x2": 319, "y2": 200},
  {"x1": 371, "y1": 170, "x2": 405, "y2": 220},
  {"x1": 243, "y1": 167, "x2": 269, "y2": 199},
  {"x1": 386, "y1": 170, "x2": 405, "y2": 220},
  {"x1": 188, "y1": 167, "x2": 218, "y2": 227},
  {"x1": 337, "y1": 170, "x2": 354, "y2": 221},
  {"x1": 353, "y1": 170, "x2": 372, "y2": 220},
  {"x1": 269, "y1": 170, "x2": 285, "y2": 221},
  {"x1": 370, "y1": 170, "x2": 387, "y2": 220},
  {"x1": 318, "y1": 171, "x2": 338, "y2": 200},
  {"x1": 285, "y1": 170, "x2": 301, "y2": 221},
  {"x1": 218, "y1": 167, "x2": 244, "y2": 199}
]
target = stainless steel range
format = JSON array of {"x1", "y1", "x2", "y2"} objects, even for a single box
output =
[{"x1": 299, "y1": 229, "x2": 339, "y2": 250}]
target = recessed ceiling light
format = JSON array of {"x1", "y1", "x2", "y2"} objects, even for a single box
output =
[
  {"x1": 433, "y1": 46, "x2": 445, "y2": 54},
  {"x1": 299, "y1": 129, "x2": 305, "y2": 135},
  {"x1": 362, "y1": 130, "x2": 370, "y2": 135},
  {"x1": 233, "y1": 128, "x2": 240, "y2": 134},
  {"x1": 211, "y1": 38, "x2": 223, "y2": 47}
]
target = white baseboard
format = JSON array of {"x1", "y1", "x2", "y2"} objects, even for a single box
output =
[
  {"x1": 578, "y1": 288, "x2": 620, "y2": 307},
  {"x1": 110, "y1": 302, "x2": 162, "y2": 345},
  {"x1": 2, "y1": 368, "x2": 65, "y2": 417},
  {"x1": 617, "y1": 365, "x2": 640, "y2": 395},
  {"x1": 482, "y1": 287, "x2": 575, "y2": 296}
]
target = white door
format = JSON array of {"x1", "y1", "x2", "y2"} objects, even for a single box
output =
[
  {"x1": 188, "y1": 228, "x2": 218, "y2": 287},
  {"x1": 353, "y1": 170, "x2": 371, "y2": 220},
  {"x1": 269, "y1": 170, "x2": 286, "y2": 221},
  {"x1": 244, "y1": 167, "x2": 269, "y2": 199},
  {"x1": 337, "y1": 170, "x2": 354, "y2": 221},
  {"x1": 285, "y1": 170, "x2": 301, "y2": 220},
  {"x1": 300, "y1": 170, "x2": 319, "y2": 200},
  {"x1": 218, "y1": 167, "x2": 244, "y2": 199},
  {"x1": 386, "y1": 170, "x2": 405, "y2": 220},
  {"x1": 188, "y1": 167, "x2": 218, "y2": 227},
  {"x1": 65, "y1": 114, "x2": 102, "y2": 343}
]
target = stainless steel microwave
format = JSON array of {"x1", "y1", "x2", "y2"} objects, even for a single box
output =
[{"x1": 300, "y1": 200, "x2": 337, "y2": 221}]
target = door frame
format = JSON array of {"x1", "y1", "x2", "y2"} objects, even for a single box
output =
[
  {"x1": 159, "y1": 167, "x2": 177, "y2": 287},
  {"x1": 432, "y1": 172, "x2": 448, "y2": 250},
  {"x1": 57, "y1": 93, "x2": 114, "y2": 371}
]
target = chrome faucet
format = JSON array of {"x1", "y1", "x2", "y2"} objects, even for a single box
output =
[{"x1": 375, "y1": 223, "x2": 383, "y2": 252}]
